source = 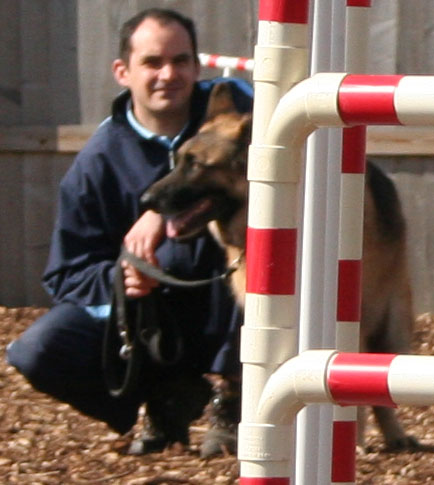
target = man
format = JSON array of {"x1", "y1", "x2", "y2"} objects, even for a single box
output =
[{"x1": 7, "y1": 8, "x2": 252, "y2": 457}]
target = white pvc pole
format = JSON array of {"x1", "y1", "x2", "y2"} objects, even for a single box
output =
[
  {"x1": 240, "y1": 2, "x2": 310, "y2": 483},
  {"x1": 296, "y1": 1, "x2": 345, "y2": 484}
]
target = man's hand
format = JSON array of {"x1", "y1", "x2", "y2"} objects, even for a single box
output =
[{"x1": 122, "y1": 210, "x2": 165, "y2": 298}]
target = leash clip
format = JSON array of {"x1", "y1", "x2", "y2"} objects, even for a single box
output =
[
  {"x1": 225, "y1": 250, "x2": 245, "y2": 279},
  {"x1": 120, "y1": 343, "x2": 132, "y2": 360}
]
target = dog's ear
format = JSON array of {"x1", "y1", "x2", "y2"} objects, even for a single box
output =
[
  {"x1": 234, "y1": 113, "x2": 252, "y2": 144},
  {"x1": 205, "y1": 83, "x2": 237, "y2": 119}
]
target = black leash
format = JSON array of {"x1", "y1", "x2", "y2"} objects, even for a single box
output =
[
  {"x1": 118, "y1": 245, "x2": 239, "y2": 287},
  {"x1": 102, "y1": 246, "x2": 241, "y2": 398}
]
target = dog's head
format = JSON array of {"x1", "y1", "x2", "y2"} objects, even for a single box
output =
[{"x1": 141, "y1": 83, "x2": 251, "y2": 247}]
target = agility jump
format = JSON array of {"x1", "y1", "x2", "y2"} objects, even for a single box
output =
[{"x1": 236, "y1": 1, "x2": 434, "y2": 484}]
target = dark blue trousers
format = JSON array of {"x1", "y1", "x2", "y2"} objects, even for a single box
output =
[
  {"x1": 6, "y1": 303, "x2": 202, "y2": 434},
  {"x1": 7, "y1": 304, "x2": 143, "y2": 433},
  {"x1": 7, "y1": 277, "x2": 242, "y2": 434}
]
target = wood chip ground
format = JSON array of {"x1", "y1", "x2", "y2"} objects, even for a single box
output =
[{"x1": 1, "y1": 307, "x2": 434, "y2": 484}]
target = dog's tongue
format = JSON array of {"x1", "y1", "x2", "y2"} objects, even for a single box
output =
[
  {"x1": 166, "y1": 219, "x2": 181, "y2": 238},
  {"x1": 165, "y1": 199, "x2": 213, "y2": 238}
]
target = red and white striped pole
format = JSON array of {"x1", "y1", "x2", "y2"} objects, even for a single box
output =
[
  {"x1": 329, "y1": 352, "x2": 434, "y2": 409},
  {"x1": 256, "y1": 349, "x2": 434, "y2": 421},
  {"x1": 198, "y1": 53, "x2": 254, "y2": 77},
  {"x1": 240, "y1": 0, "x2": 310, "y2": 484},
  {"x1": 332, "y1": 2, "x2": 371, "y2": 484}
]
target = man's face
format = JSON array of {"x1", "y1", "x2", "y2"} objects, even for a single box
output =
[{"x1": 113, "y1": 17, "x2": 200, "y2": 127}]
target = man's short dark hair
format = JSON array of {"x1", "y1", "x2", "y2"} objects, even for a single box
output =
[{"x1": 119, "y1": 8, "x2": 199, "y2": 64}]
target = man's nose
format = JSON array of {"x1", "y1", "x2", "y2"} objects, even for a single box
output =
[{"x1": 159, "y1": 62, "x2": 177, "y2": 80}]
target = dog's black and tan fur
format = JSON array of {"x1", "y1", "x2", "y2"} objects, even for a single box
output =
[{"x1": 141, "y1": 83, "x2": 417, "y2": 450}]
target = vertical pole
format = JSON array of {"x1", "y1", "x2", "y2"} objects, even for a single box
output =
[
  {"x1": 296, "y1": 0, "x2": 345, "y2": 483},
  {"x1": 239, "y1": 1, "x2": 310, "y2": 483},
  {"x1": 331, "y1": 2, "x2": 371, "y2": 484}
]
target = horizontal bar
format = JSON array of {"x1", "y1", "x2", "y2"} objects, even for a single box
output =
[{"x1": 1, "y1": 125, "x2": 434, "y2": 157}]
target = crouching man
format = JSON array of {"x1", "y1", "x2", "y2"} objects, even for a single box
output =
[{"x1": 7, "y1": 8, "x2": 252, "y2": 457}]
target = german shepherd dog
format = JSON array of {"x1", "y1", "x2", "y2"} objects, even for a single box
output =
[{"x1": 141, "y1": 83, "x2": 417, "y2": 450}]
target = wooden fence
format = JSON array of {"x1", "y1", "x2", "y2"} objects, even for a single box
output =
[
  {"x1": 2, "y1": 0, "x2": 434, "y2": 311},
  {"x1": 1, "y1": 126, "x2": 434, "y2": 313}
]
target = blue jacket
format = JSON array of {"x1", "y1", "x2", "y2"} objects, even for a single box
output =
[{"x1": 42, "y1": 77, "x2": 253, "y2": 373}]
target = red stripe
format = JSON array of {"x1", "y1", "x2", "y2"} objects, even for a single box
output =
[
  {"x1": 237, "y1": 57, "x2": 249, "y2": 71},
  {"x1": 337, "y1": 260, "x2": 362, "y2": 322},
  {"x1": 331, "y1": 421, "x2": 357, "y2": 482},
  {"x1": 208, "y1": 54, "x2": 219, "y2": 68},
  {"x1": 339, "y1": 74, "x2": 404, "y2": 125},
  {"x1": 347, "y1": 0, "x2": 371, "y2": 6},
  {"x1": 240, "y1": 479, "x2": 290, "y2": 485},
  {"x1": 329, "y1": 353, "x2": 397, "y2": 407},
  {"x1": 246, "y1": 227, "x2": 297, "y2": 295},
  {"x1": 259, "y1": 0, "x2": 309, "y2": 24},
  {"x1": 341, "y1": 126, "x2": 366, "y2": 174}
]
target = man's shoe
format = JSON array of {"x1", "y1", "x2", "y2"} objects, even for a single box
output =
[
  {"x1": 200, "y1": 427, "x2": 237, "y2": 458},
  {"x1": 127, "y1": 417, "x2": 169, "y2": 455},
  {"x1": 200, "y1": 377, "x2": 240, "y2": 458},
  {"x1": 128, "y1": 375, "x2": 212, "y2": 455}
]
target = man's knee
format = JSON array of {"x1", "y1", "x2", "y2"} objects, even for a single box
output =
[
  {"x1": 7, "y1": 312, "x2": 55, "y2": 382},
  {"x1": 6, "y1": 303, "x2": 102, "y2": 386}
]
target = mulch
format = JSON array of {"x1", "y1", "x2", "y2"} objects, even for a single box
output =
[{"x1": 1, "y1": 306, "x2": 434, "y2": 484}]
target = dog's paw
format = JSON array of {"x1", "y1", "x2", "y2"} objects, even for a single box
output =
[{"x1": 385, "y1": 434, "x2": 421, "y2": 452}]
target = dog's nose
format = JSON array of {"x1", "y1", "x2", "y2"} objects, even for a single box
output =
[{"x1": 139, "y1": 191, "x2": 157, "y2": 212}]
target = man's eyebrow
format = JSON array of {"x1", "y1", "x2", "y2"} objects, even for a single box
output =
[
  {"x1": 173, "y1": 52, "x2": 193, "y2": 61},
  {"x1": 140, "y1": 52, "x2": 193, "y2": 63},
  {"x1": 140, "y1": 54, "x2": 162, "y2": 63}
]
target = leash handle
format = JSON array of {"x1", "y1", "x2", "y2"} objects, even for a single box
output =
[
  {"x1": 103, "y1": 262, "x2": 184, "y2": 398},
  {"x1": 102, "y1": 264, "x2": 144, "y2": 397},
  {"x1": 103, "y1": 244, "x2": 237, "y2": 398},
  {"x1": 119, "y1": 245, "x2": 235, "y2": 287}
]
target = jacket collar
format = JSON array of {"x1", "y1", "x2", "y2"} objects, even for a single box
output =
[{"x1": 110, "y1": 83, "x2": 209, "y2": 150}]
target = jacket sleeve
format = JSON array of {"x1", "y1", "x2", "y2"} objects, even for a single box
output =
[{"x1": 42, "y1": 151, "x2": 131, "y2": 307}]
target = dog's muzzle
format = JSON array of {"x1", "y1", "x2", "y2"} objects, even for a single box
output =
[{"x1": 140, "y1": 191, "x2": 158, "y2": 212}]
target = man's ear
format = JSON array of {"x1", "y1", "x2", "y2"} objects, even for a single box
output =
[
  {"x1": 205, "y1": 83, "x2": 237, "y2": 119},
  {"x1": 112, "y1": 59, "x2": 130, "y2": 88}
]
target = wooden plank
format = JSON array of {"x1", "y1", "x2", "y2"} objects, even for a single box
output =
[
  {"x1": 20, "y1": 0, "x2": 51, "y2": 124},
  {"x1": 0, "y1": 150, "x2": 73, "y2": 307},
  {"x1": 0, "y1": 125, "x2": 97, "y2": 154},
  {"x1": 1, "y1": 125, "x2": 434, "y2": 156},
  {"x1": 0, "y1": 155, "x2": 25, "y2": 306},
  {"x1": 367, "y1": 126, "x2": 434, "y2": 156},
  {"x1": 22, "y1": 153, "x2": 73, "y2": 306},
  {"x1": 49, "y1": 1, "x2": 80, "y2": 124},
  {"x1": 0, "y1": 0, "x2": 21, "y2": 124}
]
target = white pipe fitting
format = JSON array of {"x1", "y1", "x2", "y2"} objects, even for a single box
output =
[
  {"x1": 256, "y1": 350, "x2": 337, "y2": 423},
  {"x1": 264, "y1": 72, "x2": 347, "y2": 149},
  {"x1": 241, "y1": 351, "x2": 434, "y2": 445}
]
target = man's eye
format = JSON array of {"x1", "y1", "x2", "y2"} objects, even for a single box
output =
[
  {"x1": 174, "y1": 54, "x2": 192, "y2": 66},
  {"x1": 174, "y1": 58, "x2": 188, "y2": 67},
  {"x1": 143, "y1": 58, "x2": 162, "y2": 69}
]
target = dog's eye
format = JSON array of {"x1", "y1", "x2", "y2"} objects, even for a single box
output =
[{"x1": 185, "y1": 153, "x2": 207, "y2": 170}]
